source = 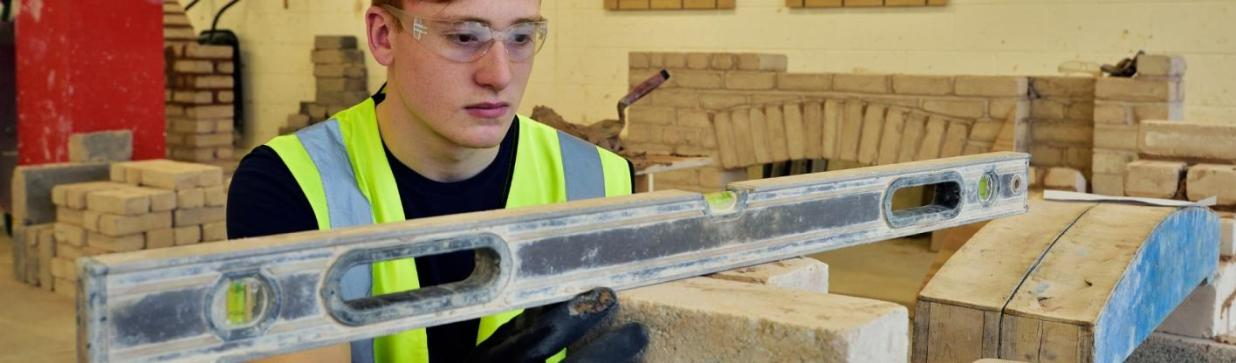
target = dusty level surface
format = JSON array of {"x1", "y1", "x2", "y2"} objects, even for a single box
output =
[{"x1": 0, "y1": 234, "x2": 77, "y2": 362}]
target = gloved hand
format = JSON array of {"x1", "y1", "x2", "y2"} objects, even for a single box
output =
[{"x1": 469, "y1": 287, "x2": 649, "y2": 363}]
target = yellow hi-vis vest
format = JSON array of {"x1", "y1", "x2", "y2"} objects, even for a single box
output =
[{"x1": 264, "y1": 97, "x2": 632, "y2": 363}]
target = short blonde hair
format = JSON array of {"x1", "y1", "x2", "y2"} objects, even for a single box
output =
[{"x1": 372, "y1": 0, "x2": 403, "y2": 8}]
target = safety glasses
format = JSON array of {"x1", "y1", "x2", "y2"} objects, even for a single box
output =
[{"x1": 381, "y1": 5, "x2": 548, "y2": 63}]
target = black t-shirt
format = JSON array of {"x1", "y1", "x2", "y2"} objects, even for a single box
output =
[{"x1": 226, "y1": 99, "x2": 518, "y2": 362}]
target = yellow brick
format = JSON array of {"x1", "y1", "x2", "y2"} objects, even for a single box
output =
[
  {"x1": 87, "y1": 232, "x2": 145, "y2": 253},
  {"x1": 202, "y1": 221, "x2": 228, "y2": 242},
  {"x1": 87, "y1": 188, "x2": 151, "y2": 215},
  {"x1": 146, "y1": 228, "x2": 176, "y2": 249},
  {"x1": 177, "y1": 188, "x2": 206, "y2": 209},
  {"x1": 175, "y1": 207, "x2": 226, "y2": 227},
  {"x1": 174, "y1": 225, "x2": 202, "y2": 246}
]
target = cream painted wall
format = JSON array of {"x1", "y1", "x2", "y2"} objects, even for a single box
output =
[{"x1": 181, "y1": 0, "x2": 1236, "y2": 150}]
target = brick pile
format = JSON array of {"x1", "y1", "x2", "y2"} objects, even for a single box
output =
[
  {"x1": 163, "y1": 0, "x2": 239, "y2": 175},
  {"x1": 1090, "y1": 54, "x2": 1186, "y2": 195},
  {"x1": 279, "y1": 36, "x2": 369, "y2": 135}
]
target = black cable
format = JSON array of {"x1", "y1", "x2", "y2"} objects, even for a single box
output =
[
  {"x1": 184, "y1": 0, "x2": 201, "y2": 11},
  {"x1": 1, "y1": 0, "x2": 12, "y2": 22},
  {"x1": 209, "y1": 0, "x2": 240, "y2": 37}
]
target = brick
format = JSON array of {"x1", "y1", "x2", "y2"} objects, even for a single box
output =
[
  {"x1": 169, "y1": 147, "x2": 216, "y2": 162},
  {"x1": 684, "y1": 0, "x2": 718, "y2": 9},
  {"x1": 54, "y1": 223, "x2": 86, "y2": 247},
  {"x1": 782, "y1": 104, "x2": 806, "y2": 160},
  {"x1": 838, "y1": 101, "x2": 865, "y2": 161},
  {"x1": 1064, "y1": 147, "x2": 1093, "y2": 170},
  {"x1": 955, "y1": 76, "x2": 1028, "y2": 97},
  {"x1": 747, "y1": 108, "x2": 773, "y2": 164},
  {"x1": 843, "y1": 0, "x2": 882, "y2": 6},
  {"x1": 777, "y1": 73, "x2": 832, "y2": 91},
  {"x1": 1031, "y1": 76, "x2": 1095, "y2": 98},
  {"x1": 710, "y1": 258, "x2": 829, "y2": 293},
  {"x1": 1096, "y1": 77, "x2": 1180, "y2": 102},
  {"x1": 87, "y1": 188, "x2": 151, "y2": 215},
  {"x1": 316, "y1": 89, "x2": 369, "y2": 105},
  {"x1": 178, "y1": 132, "x2": 232, "y2": 147},
  {"x1": 87, "y1": 232, "x2": 144, "y2": 253},
  {"x1": 56, "y1": 243, "x2": 81, "y2": 260},
  {"x1": 1186, "y1": 164, "x2": 1236, "y2": 206},
  {"x1": 735, "y1": 53, "x2": 787, "y2": 72},
  {"x1": 1043, "y1": 167, "x2": 1087, "y2": 193},
  {"x1": 58, "y1": 181, "x2": 131, "y2": 210},
  {"x1": 344, "y1": 65, "x2": 367, "y2": 78},
  {"x1": 876, "y1": 109, "x2": 906, "y2": 165},
  {"x1": 1222, "y1": 219, "x2": 1235, "y2": 258},
  {"x1": 857, "y1": 105, "x2": 886, "y2": 165},
  {"x1": 1094, "y1": 124, "x2": 1139, "y2": 150},
  {"x1": 175, "y1": 207, "x2": 226, "y2": 227},
  {"x1": 662, "y1": 53, "x2": 686, "y2": 69},
  {"x1": 802, "y1": 102, "x2": 824, "y2": 159},
  {"x1": 1031, "y1": 123, "x2": 1093, "y2": 145},
  {"x1": 176, "y1": 188, "x2": 206, "y2": 209},
  {"x1": 169, "y1": 118, "x2": 216, "y2": 133},
  {"x1": 1139, "y1": 121, "x2": 1236, "y2": 160},
  {"x1": 97, "y1": 212, "x2": 172, "y2": 236},
  {"x1": 891, "y1": 75, "x2": 952, "y2": 95},
  {"x1": 57, "y1": 208, "x2": 84, "y2": 225},
  {"x1": 921, "y1": 99, "x2": 985, "y2": 118},
  {"x1": 146, "y1": 228, "x2": 175, "y2": 249},
  {"x1": 286, "y1": 114, "x2": 311, "y2": 129},
  {"x1": 184, "y1": 105, "x2": 233, "y2": 119},
  {"x1": 216, "y1": 90, "x2": 235, "y2": 103},
  {"x1": 311, "y1": 49, "x2": 364, "y2": 64},
  {"x1": 1030, "y1": 144, "x2": 1064, "y2": 166},
  {"x1": 673, "y1": 70, "x2": 724, "y2": 89},
  {"x1": 709, "y1": 54, "x2": 735, "y2": 70},
  {"x1": 173, "y1": 60, "x2": 213, "y2": 74},
  {"x1": 188, "y1": 75, "x2": 234, "y2": 89},
  {"x1": 724, "y1": 72, "x2": 776, "y2": 90},
  {"x1": 821, "y1": 100, "x2": 844, "y2": 159},
  {"x1": 174, "y1": 225, "x2": 202, "y2": 246},
  {"x1": 184, "y1": 44, "x2": 232, "y2": 59},
  {"x1": 314, "y1": 64, "x2": 346, "y2": 77},
  {"x1": 897, "y1": 112, "x2": 928, "y2": 163},
  {"x1": 1136, "y1": 54, "x2": 1187, "y2": 78},
  {"x1": 50, "y1": 257, "x2": 77, "y2": 280},
  {"x1": 628, "y1": 52, "x2": 649, "y2": 69},
  {"x1": 940, "y1": 121, "x2": 970, "y2": 158},
  {"x1": 216, "y1": 62, "x2": 235, "y2": 74},
  {"x1": 885, "y1": 0, "x2": 926, "y2": 5},
  {"x1": 833, "y1": 74, "x2": 889, "y2": 93},
  {"x1": 804, "y1": 0, "x2": 842, "y2": 6},
  {"x1": 603, "y1": 278, "x2": 907, "y2": 362},
  {"x1": 970, "y1": 120, "x2": 1004, "y2": 143},
  {"x1": 1125, "y1": 160, "x2": 1186, "y2": 199},
  {"x1": 134, "y1": 160, "x2": 224, "y2": 190},
  {"x1": 1092, "y1": 149, "x2": 1138, "y2": 175},
  {"x1": 1093, "y1": 102, "x2": 1131, "y2": 125},
  {"x1": 314, "y1": 35, "x2": 358, "y2": 50},
  {"x1": 916, "y1": 117, "x2": 948, "y2": 161},
  {"x1": 172, "y1": 89, "x2": 214, "y2": 104},
  {"x1": 629, "y1": 106, "x2": 677, "y2": 126},
  {"x1": 1158, "y1": 261, "x2": 1236, "y2": 338},
  {"x1": 1031, "y1": 99, "x2": 1067, "y2": 120},
  {"x1": 13, "y1": 163, "x2": 111, "y2": 226},
  {"x1": 1133, "y1": 103, "x2": 1183, "y2": 122},
  {"x1": 202, "y1": 221, "x2": 228, "y2": 242},
  {"x1": 1091, "y1": 173, "x2": 1125, "y2": 196}
]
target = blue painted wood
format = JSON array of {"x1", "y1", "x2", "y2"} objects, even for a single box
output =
[{"x1": 1094, "y1": 206, "x2": 1218, "y2": 363}]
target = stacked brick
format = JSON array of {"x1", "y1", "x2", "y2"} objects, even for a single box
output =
[
  {"x1": 279, "y1": 36, "x2": 369, "y2": 135},
  {"x1": 163, "y1": 0, "x2": 195, "y2": 47},
  {"x1": 1090, "y1": 54, "x2": 1186, "y2": 196},
  {"x1": 785, "y1": 0, "x2": 946, "y2": 8},
  {"x1": 605, "y1": 0, "x2": 735, "y2": 10},
  {"x1": 1027, "y1": 76, "x2": 1097, "y2": 178},
  {"x1": 624, "y1": 52, "x2": 1030, "y2": 192},
  {"x1": 165, "y1": 42, "x2": 237, "y2": 174}
]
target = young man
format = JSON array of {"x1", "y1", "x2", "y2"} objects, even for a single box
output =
[{"x1": 227, "y1": 0, "x2": 644, "y2": 362}]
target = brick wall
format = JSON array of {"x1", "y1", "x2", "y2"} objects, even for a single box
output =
[
  {"x1": 1026, "y1": 76, "x2": 1096, "y2": 177},
  {"x1": 163, "y1": 1, "x2": 239, "y2": 175},
  {"x1": 624, "y1": 52, "x2": 1030, "y2": 192},
  {"x1": 1090, "y1": 54, "x2": 1186, "y2": 195}
]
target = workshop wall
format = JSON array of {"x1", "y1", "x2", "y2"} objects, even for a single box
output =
[{"x1": 177, "y1": 0, "x2": 1236, "y2": 150}]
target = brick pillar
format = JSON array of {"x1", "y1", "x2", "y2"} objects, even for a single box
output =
[{"x1": 1090, "y1": 54, "x2": 1185, "y2": 196}]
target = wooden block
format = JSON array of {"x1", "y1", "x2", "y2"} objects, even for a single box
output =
[
  {"x1": 940, "y1": 121, "x2": 970, "y2": 158},
  {"x1": 747, "y1": 108, "x2": 773, "y2": 164},
  {"x1": 782, "y1": 103, "x2": 806, "y2": 161},
  {"x1": 87, "y1": 232, "x2": 145, "y2": 253},
  {"x1": 709, "y1": 258, "x2": 828, "y2": 294},
  {"x1": 838, "y1": 101, "x2": 865, "y2": 162},
  {"x1": 916, "y1": 116, "x2": 948, "y2": 161},
  {"x1": 176, "y1": 188, "x2": 206, "y2": 209},
  {"x1": 174, "y1": 225, "x2": 203, "y2": 246},
  {"x1": 876, "y1": 109, "x2": 906, "y2": 165},
  {"x1": 802, "y1": 102, "x2": 824, "y2": 159},
  {"x1": 764, "y1": 105, "x2": 790, "y2": 163},
  {"x1": 857, "y1": 104, "x2": 886, "y2": 165},
  {"x1": 86, "y1": 188, "x2": 152, "y2": 215},
  {"x1": 174, "y1": 207, "x2": 226, "y2": 227},
  {"x1": 729, "y1": 109, "x2": 757, "y2": 168},
  {"x1": 821, "y1": 100, "x2": 843, "y2": 159},
  {"x1": 898, "y1": 112, "x2": 928, "y2": 163},
  {"x1": 711, "y1": 112, "x2": 740, "y2": 169},
  {"x1": 202, "y1": 221, "x2": 228, "y2": 242},
  {"x1": 146, "y1": 228, "x2": 175, "y2": 249}
]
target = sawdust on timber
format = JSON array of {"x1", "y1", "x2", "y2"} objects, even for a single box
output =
[{"x1": 531, "y1": 106, "x2": 701, "y2": 170}]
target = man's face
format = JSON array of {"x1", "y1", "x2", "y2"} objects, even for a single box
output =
[{"x1": 387, "y1": 0, "x2": 541, "y2": 149}]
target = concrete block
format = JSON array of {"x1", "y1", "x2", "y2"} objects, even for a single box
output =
[
  {"x1": 68, "y1": 130, "x2": 133, "y2": 162},
  {"x1": 603, "y1": 278, "x2": 907, "y2": 362},
  {"x1": 175, "y1": 225, "x2": 202, "y2": 246},
  {"x1": 1140, "y1": 121, "x2": 1236, "y2": 161},
  {"x1": 1136, "y1": 54, "x2": 1187, "y2": 78},
  {"x1": 86, "y1": 188, "x2": 151, "y2": 215},
  {"x1": 1125, "y1": 160, "x2": 1186, "y2": 199},
  {"x1": 1185, "y1": 164, "x2": 1236, "y2": 206},
  {"x1": 921, "y1": 99, "x2": 985, "y2": 118},
  {"x1": 710, "y1": 258, "x2": 829, "y2": 294},
  {"x1": 1096, "y1": 77, "x2": 1180, "y2": 102},
  {"x1": 1158, "y1": 262, "x2": 1236, "y2": 338},
  {"x1": 176, "y1": 188, "x2": 206, "y2": 209},
  {"x1": 954, "y1": 76, "x2": 1028, "y2": 97},
  {"x1": 174, "y1": 207, "x2": 226, "y2": 227},
  {"x1": 1043, "y1": 167, "x2": 1087, "y2": 193},
  {"x1": 146, "y1": 228, "x2": 175, "y2": 249},
  {"x1": 314, "y1": 35, "x2": 357, "y2": 50},
  {"x1": 1127, "y1": 333, "x2": 1236, "y2": 363},
  {"x1": 834, "y1": 74, "x2": 890, "y2": 93},
  {"x1": 202, "y1": 221, "x2": 228, "y2": 242},
  {"x1": 892, "y1": 75, "x2": 953, "y2": 95},
  {"x1": 12, "y1": 163, "x2": 110, "y2": 227},
  {"x1": 87, "y1": 232, "x2": 145, "y2": 253}
]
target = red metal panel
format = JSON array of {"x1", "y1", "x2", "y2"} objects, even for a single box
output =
[{"x1": 16, "y1": 0, "x2": 165, "y2": 164}]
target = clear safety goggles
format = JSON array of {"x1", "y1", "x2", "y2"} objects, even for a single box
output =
[{"x1": 381, "y1": 5, "x2": 549, "y2": 63}]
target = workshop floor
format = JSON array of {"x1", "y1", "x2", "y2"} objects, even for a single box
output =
[{"x1": 0, "y1": 234, "x2": 936, "y2": 362}]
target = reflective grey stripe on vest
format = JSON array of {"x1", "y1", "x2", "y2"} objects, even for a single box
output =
[
  {"x1": 556, "y1": 131, "x2": 606, "y2": 200},
  {"x1": 296, "y1": 120, "x2": 377, "y2": 363}
]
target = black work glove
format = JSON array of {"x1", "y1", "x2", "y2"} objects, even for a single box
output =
[{"x1": 469, "y1": 287, "x2": 649, "y2": 363}]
